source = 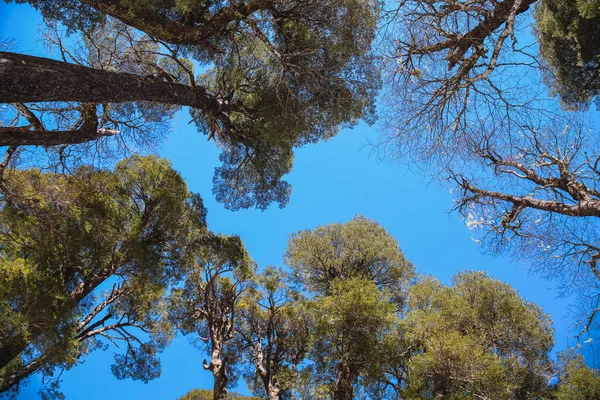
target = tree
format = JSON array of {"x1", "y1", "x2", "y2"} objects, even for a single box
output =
[
  {"x1": 366, "y1": 271, "x2": 554, "y2": 399},
  {"x1": 404, "y1": 272, "x2": 553, "y2": 399},
  {"x1": 378, "y1": 1, "x2": 600, "y2": 336},
  {"x1": 2, "y1": 0, "x2": 381, "y2": 210},
  {"x1": 309, "y1": 278, "x2": 397, "y2": 400},
  {"x1": 535, "y1": 0, "x2": 600, "y2": 109},
  {"x1": 285, "y1": 216, "x2": 415, "y2": 399},
  {"x1": 177, "y1": 388, "x2": 261, "y2": 400},
  {"x1": 378, "y1": 0, "x2": 544, "y2": 163},
  {"x1": 169, "y1": 234, "x2": 255, "y2": 400},
  {"x1": 237, "y1": 267, "x2": 310, "y2": 400},
  {"x1": 449, "y1": 120, "x2": 600, "y2": 336},
  {"x1": 555, "y1": 350, "x2": 600, "y2": 400},
  {"x1": 0, "y1": 155, "x2": 206, "y2": 395},
  {"x1": 285, "y1": 215, "x2": 415, "y2": 300}
]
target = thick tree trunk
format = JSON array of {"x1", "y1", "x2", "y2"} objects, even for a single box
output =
[
  {"x1": 0, "y1": 127, "x2": 118, "y2": 147},
  {"x1": 0, "y1": 52, "x2": 226, "y2": 147},
  {"x1": 0, "y1": 52, "x2": 218, "y2": 107},
  {"x1": 203, "y1": 344, "x2": 228, "y2": 400},
  {"x1": 333, "y1": 361, "x2": 354, "y2": 400}
]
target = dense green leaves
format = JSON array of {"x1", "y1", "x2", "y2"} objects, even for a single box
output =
[
  {"x1": 536, "y1": 0, "x2": 600, "y2": 108},
  {"x1": 399, "y1": 272, "x2": 554, "y2": 399},
  {"x1": 2, "y1": 0, "x2": 381, "y2": 211},
  {"x1": 3, "y1": 202, "x2": 600, "y2": 398},
  {"x1": 286, "y1": 215, "x2": 414, "y2": 299},
  {"x1": 0, "y1": 155, "x2": 203, "y2": 394},
  {"x1": 238, "y1": 267, "x2": 310, "y2": 400}
]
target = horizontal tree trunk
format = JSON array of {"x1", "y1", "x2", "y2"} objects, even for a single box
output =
[
  {"x1": 0, "y1": 127, "x2": 118, "y2": 147},
  {"x1": 0, "y1": 52, "x2": 219, "y2": 108}
]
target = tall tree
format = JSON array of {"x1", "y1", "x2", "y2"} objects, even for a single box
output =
[
  {"x1": 378, "y1": 0, "x2": 600, "y2": 336},
  {"x1": 0, "y1": 155, "x2": 205, "y2": 395},
  {"x1": 397, "y1": 272, "x2": 554, "y2": 399},
  {"x1": 238, "y1": 267, "x2": 310, "y2": 400},
  {"x1": 285, "y1": 216, "x2": 414, "y2": 399},
  {"x1": 169, "y1": 234, "x2": 255, "y2": 400},
  {"x1": 2, "y1": 0, "x2": 381, "y2": 210}
]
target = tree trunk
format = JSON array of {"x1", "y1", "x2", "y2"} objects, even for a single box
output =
[
  {"x1": 333, "y1": 361, "x2": 354, "y2": 400},
  {"x1": 0, "y1": 52, "x2": 220, "y2": 108},
  {"x1": 0, "y1": 52, "x2": 229, "y2": 147},
  {"x1": 203, "y1": 344, "x2": 228, "y2": 400}
]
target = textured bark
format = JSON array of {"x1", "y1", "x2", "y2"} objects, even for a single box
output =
[
  {"x1": 333, "y1": 362, "x2": 354, "y2": 400},
  {"x1": 0, "y1": 51, "x2": 227, "y2": 147},
  {"x1": 0, "y1": 127, "x2": 118, "y2": 147},
  {"x1": 0, "y1": 52, "x2": 219, "y2": 108},
  {"x1": 255, "y1": 342, "x2": 284, "y2": 400},
  {"x1": 204, "y1": 344, "x2": 228, "y2": 400},
  {"x1": 80, "y1": 0, "x2": 271, "y2": 49}
]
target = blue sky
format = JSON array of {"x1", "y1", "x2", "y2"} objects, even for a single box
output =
[{"x1": 0, "y1": 2, "x2": 587, "y2": 399}]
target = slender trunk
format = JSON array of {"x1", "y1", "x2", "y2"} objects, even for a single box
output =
[
  {"x1": 0, "y1": 52, "x2": 219, "y2": 108},
  {"x1": 333, "y1": 361, "x2": 354, "y2": 400}
]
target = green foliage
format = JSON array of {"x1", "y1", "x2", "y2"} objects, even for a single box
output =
[
  {"x1": 309, "y1": 278, "x2": 397, "y2": 396},
  {"x1": 284, "y1": 216, "x2": 413, "y2": 398},
  {"x1": 398, "y1": 272, "x2": 554, "y2": 399},
  {"x1": 238, "y1": 267, "x2": 311, "y2": 399},
  {"x1": 555, "y1": 350, "x2": 600, "y2": 399},
  {"x1": 536, "y1": 0, "x2": 600, "y2": 108},
  {"x1": 285, "y1": 215, "x2": 414, "y2": 300},
  {"x1": 177, "y1": 388, "x2": 261, "y2": 400},
  {"x1": 6, "y1": 0, "x2": 381, "y2": 211},
  {"x1": 0, "y1": 155, "x2": 205, "y2": 393},
  {"x1": 167, "y1": 232, "x2": 256, "y2": 398}
]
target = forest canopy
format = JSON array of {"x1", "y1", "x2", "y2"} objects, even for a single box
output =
[{"x1": 2, "y1": 0, "x2": 600, "y2": 399}]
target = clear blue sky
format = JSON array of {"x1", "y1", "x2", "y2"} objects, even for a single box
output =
[{"x1": 0, "y1": 3, "x2": 585, "y2": 399}]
